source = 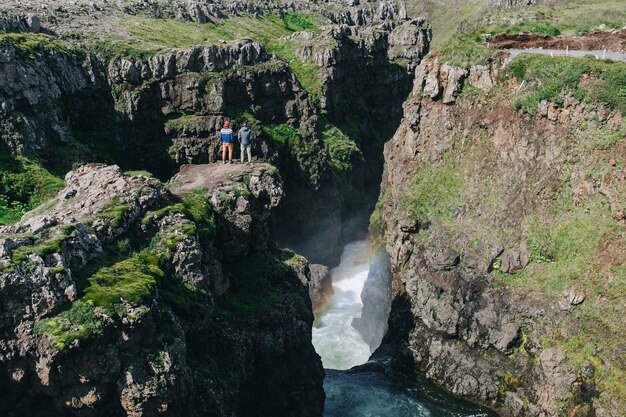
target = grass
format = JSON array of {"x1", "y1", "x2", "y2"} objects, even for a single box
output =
[
  {"x1": 97, "y1": 13, "x2": 323, "y2": 57},
  {"x1": 438, "y1": 33, "x2": 499, "y2": 67},
  {"x1": 509, "y1": 55, "x2": 626, "y2": 115},
  {"x1": 0, "y1": 32, "x2": 75, "y2": 61},
  {"x1": 497, "y1": 196, "x2": 617, "y2": 293},
  {"x1": 424, "y1": 0, "x2": 626, "y2": 47},
  {"x1": 262, "y1": 123, "x2": 301, "y2": 145},
  {"x1": 266, "y1": 40, "x2": 323, "y2": 98},
  {"x1": 0, "y1": 154, "x2": 64, "y2": 225},
  {"x1": 398, "y1": 158, "x2": 462, "y2": 226},
  {"x1": 434, "y1": 0, "x2": 626, "y2": 66},
  {"x1": 94, "y1": 13, "x2": 326, "y2": 98},
  {"x1": 319, "y1": 121, "x2": 364, "y2": 172},
  {"x1": 125, "y1": 170, "x2": 154, "y2": 178}
]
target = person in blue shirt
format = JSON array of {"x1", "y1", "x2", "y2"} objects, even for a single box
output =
[{"x1": 219, "y1": 120, "x2": 234, "y2": 164}]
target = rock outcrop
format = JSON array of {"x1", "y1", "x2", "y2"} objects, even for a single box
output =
[
  {"x1": 0, "y1": 163, "x2": 324, "y2": 417},
  {"x1": 369, "y1": 52, "x2": 626, "y2": 417}
]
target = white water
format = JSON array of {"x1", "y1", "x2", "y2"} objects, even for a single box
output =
[
  {"x1": 311, "y1": 239, "x2": 371, "y2": 370},
  {"x1": 313, "y1": 239, "x2": 495, "y2": 417}
]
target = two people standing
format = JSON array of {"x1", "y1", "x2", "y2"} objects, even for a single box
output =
[{"x1": 219, "y1": 120, "x2": 254, "y2": 165}]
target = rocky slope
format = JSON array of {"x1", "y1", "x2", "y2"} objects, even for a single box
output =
[
  {"x1": 0, "y1": 2, "x2": 431, "y2": 266},
  {"x1": 367, "y1": 48, "x2": 626, "y2": 417},
  {"x1": 0, "y1": 162, "x2": 325, "y2": 416}
]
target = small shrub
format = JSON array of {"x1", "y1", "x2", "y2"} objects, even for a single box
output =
[
  {"x1": 262, "y1": 123, "x2": 301, "y2": 145},
  {"x1": 0, "y1": 155, "x2": 64, "y2": 225}
]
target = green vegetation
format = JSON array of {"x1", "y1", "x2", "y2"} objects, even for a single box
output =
[
  {"x1": 0, "y1": 32, "x2": 75, "y2": 61},
  {"x1": 97, "y1": 197, "x2": 132, "y2": 229},
  {"x1": 426, "y1": 0, "x2": 626, "y2": 47},
  {"x1": 498, "y1": 196, "x2": 617, "y2": 293},
  {"x1": 125, "y1": 170, "x2": 154, "y2": 178},
  {"x1": 180, "y1": 189, "x2": 216, "y2": 239},
  {"x1": 262, "y1": 123, "x2": 301, "y2": 145},
  {"x1": 33, "y1": 300, "x2": 102, "y2": 349},
  {"x1": 509, "y1": 55, "x2": 626, "y2": 115},
  {"x1": 438, "y1": 33, "x2": 499, "y2": 68},
  {"x1": 434, "y1": 0, "x2": 626, "y2": 66},
  {"x1": 98, "y1": 13, "x2": 323, "y2": 57},
  {"x1": 319, "y1": 122, "x2": 364, "y2": 172},
  {"x1": 266, "y1": 40, "x2": 323, "y2": 98},
  {"x1": 164, "y1": 114, "x2": 203, "y2": 136},
  {"x1": 398, "y1": 158, "x2": 462, "y2": 225},
  {"x1": 369, "y1": 188, "x2": 390, "y2": 250},
  {"x1": 83, "y1": 251, "x2": 162, "y2": 307},
  {"x1": 0, "y1": 154, "x2": 64, "y2": 225},
  {"x1": 95, "y1": 14, "x2": 325, "y2": 98},
  {"x1": 11, "y1": 225, "x2": 77, "y2": 264}
]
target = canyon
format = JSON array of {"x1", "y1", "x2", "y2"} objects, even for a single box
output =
[{"x1": 1, "y1": 1, "x2": 625, "y2": 417}]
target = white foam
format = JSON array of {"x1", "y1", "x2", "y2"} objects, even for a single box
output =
[{"x1": 312, "y1": 240, "x2": 372, "y2": 370}]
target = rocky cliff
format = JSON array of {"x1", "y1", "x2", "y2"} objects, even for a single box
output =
[
  {"x1": 0, "y1": 2, "x2": 431, "y2": 266},
  {"x1": 0, "y1": 162, "x2": 325, "y2": 416},
  {"x1": 368, "y1": 50, "x2": 626, "y2": 417}
]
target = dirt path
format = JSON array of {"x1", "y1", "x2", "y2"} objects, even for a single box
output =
[
  {"x1": 490, "y1": 29, "x2": 626, "y2": 51},
  {"x1": 169, "y1": 162, "x2": 273, "y2": 197},
  {"x1": 507, "y1": 48, "x2": 626, "y2": 62}
]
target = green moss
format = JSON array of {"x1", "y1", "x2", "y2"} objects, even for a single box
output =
[
  {"x1": 0, "y1": 154, "x2": 64, "y2": 225},
  {"x1": 33, "y1": 300, "x2": 102, "y2": 350},
  {"x1": 508, "y1": 55, "x2": 626, "y2": 115},
  {"x1": 159, "y1": 279, "x2": 207, "y2": 318},
  {"x1": 180, "y1": 190, "x2": 216, "y2": 240},
  {"x1": 319, "y1": 122, "x2": 364, "y2": 172},
  {"x1": 97, "y1": 197, "x2": 132, "y2": 229},
  {"x1": 11, "y1": 225, "x2": 77, "y2": 264},
  {"x1": 83, "y1": 251, "x2": 162, "y2": 307},
  {"x1": 217, "y1": 253, "x2": 287, "y2": 319},
  {"x1": 0, "y1": 32, "x2": 74, "y2": 61},
  {"x1": 369, "y1": 188, "x2": 390, "y2": 249}
]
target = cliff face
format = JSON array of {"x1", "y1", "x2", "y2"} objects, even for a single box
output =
[
  {"x1": 0, "y1": 8, "x2": 431, "y2": 266},
  {"x1": 371, "y1": 53, "x2": 626, "y2": 417},
  {"x1": 0, "y1": 163, "x2": 324, "y2": 416}
]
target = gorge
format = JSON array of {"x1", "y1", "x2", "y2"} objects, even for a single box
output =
[{"x1": 1, "y1": 1, "x2": 625, "y2": 417}]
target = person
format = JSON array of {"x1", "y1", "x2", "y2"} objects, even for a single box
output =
[
  {"x1": 238, "y1": 121, "x2": 254, "y2": 165},
  {"x1": 219, "y1": 120, "x2": 234, "y2": 164}
]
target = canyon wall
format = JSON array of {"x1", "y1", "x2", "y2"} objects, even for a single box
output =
[{"x1": 369, "y1": 52, "x2": 626, "y2": 417}]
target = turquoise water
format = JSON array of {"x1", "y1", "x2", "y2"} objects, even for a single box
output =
[
  {"x1": 324, "y1": 371, "x2": 494, "y2": 417},
  {"x1": 313, "y1": 240, "x2": 496, "y2": 417}
]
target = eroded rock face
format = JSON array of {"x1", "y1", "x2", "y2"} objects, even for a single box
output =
[
  {"x1": 369, "y1": 53, "x2": 625, "y2": 417},
  {"x1": 0, "y1": 163, "x2": 324, "y2": 417}
]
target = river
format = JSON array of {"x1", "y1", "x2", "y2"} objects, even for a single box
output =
[{"x1": 312, "y1": 240, "x2": 495, "y2": 417}]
